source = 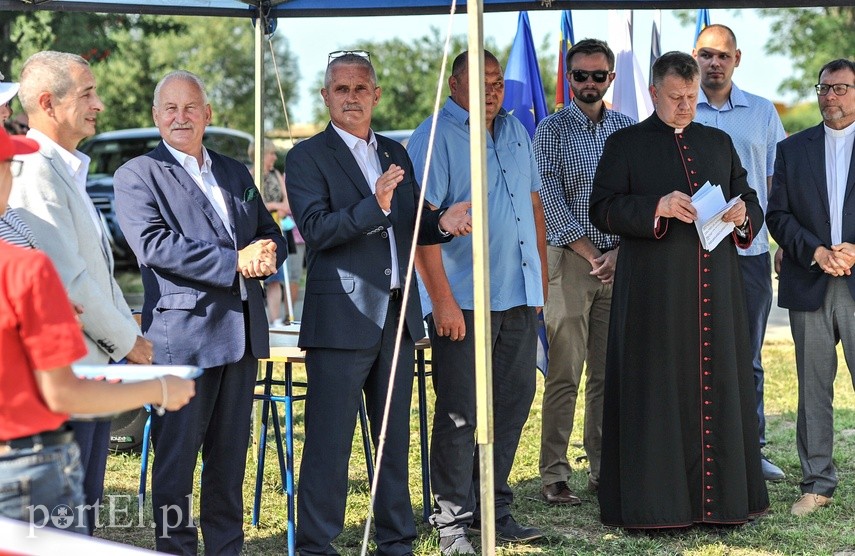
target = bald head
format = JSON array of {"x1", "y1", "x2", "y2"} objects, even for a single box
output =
[{"x1": 693, "y1": 24, "x2": 741, "y2": 97}]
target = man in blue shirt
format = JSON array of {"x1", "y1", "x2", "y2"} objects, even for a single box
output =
[
  {"x1": 408, "y1": 50, "x2": 547, "y2": 555},
  {"x1": 693, "y1": 24, "x2": 787, "y2": 481}
]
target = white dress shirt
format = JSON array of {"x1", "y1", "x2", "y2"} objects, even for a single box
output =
[{"x1": 331, "y1": 123, "x2": 400, "y2": 289}]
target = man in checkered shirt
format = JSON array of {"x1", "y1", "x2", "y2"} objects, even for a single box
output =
[{"x1": 532, "y1": 38, "x2": 634, "y2": 506}]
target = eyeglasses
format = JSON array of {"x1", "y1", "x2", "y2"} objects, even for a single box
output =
[
  {"x1": 570, "y1": 70, "x2": 610, "y2": 83},
  {"x1": 815, "y1": 83, "x2": 854, "y2": 96},
  {"x1": 3, "y1": 159, "x2": 23, "y2": 177},
  {"x1": 328, "y1": 50, "x2": 371, "y2": 65}
]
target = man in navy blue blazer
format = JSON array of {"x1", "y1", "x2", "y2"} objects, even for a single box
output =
[
  {"x1": 767, "y1": 58, "x2": 855, "y2": 518},
  {"x1": 286, "y1": 52, "x2": 471, "y2": 556},
  {"x1": 113, "y1": 70, "x2": 286, "y2": 555}
]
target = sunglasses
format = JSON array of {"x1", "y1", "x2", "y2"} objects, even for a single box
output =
[
  {"x1": 570, "y1": 70, "x2": 610, "y2": 83},
  {"x1": 328, "y1": 50, "x2": 371, "y2": 65}
]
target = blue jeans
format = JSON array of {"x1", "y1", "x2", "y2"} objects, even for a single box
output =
[
  {"x1": 738, "y1": 253, "x2": 773, "y2": 446},
  {"x1": 0, "y1": 440, "x2": 88, "y2": 534}
]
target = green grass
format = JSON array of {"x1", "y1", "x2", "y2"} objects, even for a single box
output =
[{"x1": 96, "y1": 336, "x2": 855, "y2": 555}]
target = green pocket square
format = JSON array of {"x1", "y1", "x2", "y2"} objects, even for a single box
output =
[{"x1": 243, "y1": 187, "x2": 260, "y2": 202}]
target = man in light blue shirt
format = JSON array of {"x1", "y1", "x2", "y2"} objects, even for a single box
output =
[
  {"x1": 694, "y1": 24, "x2": 787, "y2": 481},
  {"x1": 408, "y1": 50, "x2": 547, "y2": 556}
]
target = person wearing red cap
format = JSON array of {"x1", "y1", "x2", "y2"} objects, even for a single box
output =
[
  {"x1": 9, "y1": 50, "x2": 154, "y2": 536},
  {"x1": 0, "y1": 126, "x2": 196, "y2": 533},
  {"x1": 0, "y1": 72, "x2": 37, "y2": 249}
]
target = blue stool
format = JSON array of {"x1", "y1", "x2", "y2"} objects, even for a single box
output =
[{"x1": 251, "y1": 347, "x2": 375, "y2": 556}]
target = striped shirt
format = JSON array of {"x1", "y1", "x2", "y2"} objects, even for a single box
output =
[
  {"x1": 0, "y1": 208, "x2": 38, "y2": 249},
  {"x1": 533, "y1": 100, "x2": 635, "y2": 250}
]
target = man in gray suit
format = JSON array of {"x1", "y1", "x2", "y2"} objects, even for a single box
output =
[
  {"x1": 9, "y1": 51, "x2": 152, "y2": 534},
  {"x1": 286, "y1": 51, "x2": 471, "y2": 556}
]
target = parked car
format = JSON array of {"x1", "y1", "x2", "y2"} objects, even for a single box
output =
[
  {"x1": 376, "y1": 129, "x2": 413, "y2": 148},
  {"x1": 80, "y1": 126, "x2": 253, "y2": 267}
]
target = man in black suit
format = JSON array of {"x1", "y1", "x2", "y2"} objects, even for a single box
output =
[
  {"x1": 767, "y1": 58, "x2": 855, "y2": 517},
  {"x1": 286, "y1": 51, "x2": 471, "y2": 556}
]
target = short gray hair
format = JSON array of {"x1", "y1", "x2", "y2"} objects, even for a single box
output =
[
  {"x1": 324, "y1": 54, "x2": 376, "y2": 90},
  {"x1": 153, "y1": 70, "x2": 208, "y2": 107},
  {"x1": 18, "y1": 51, "x2": 90, "y2": 115}
]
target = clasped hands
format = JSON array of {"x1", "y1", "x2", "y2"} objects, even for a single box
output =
[
  {"x1": 656, "y1": 190, "x2": 747, "y2": 226},
  {"x1": 375, "y1": 164, "x2": 472, "y2": 236},
  {"x1": 814, "y1": 243, "x2": 855, "y2": 276},
  {"x1": 237, "y1": 239, "x2": 278, "y2": 279}
]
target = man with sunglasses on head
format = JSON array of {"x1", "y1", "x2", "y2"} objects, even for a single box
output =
[
  {"x1": 408, "y1": 50, "x2": 547, "y2": 555},
  {"x1": 533, "y1": 38, "x2": 634, "y2": 507},
  {"x1": 286, "y1": 50, "x2": 471, "y2": 556},
  {"x1": 767, "y1": 58, "x2": 855, "y2": 517},
  {"x1": 692, "y1": 25, "x2": 787, "y2": 483}
]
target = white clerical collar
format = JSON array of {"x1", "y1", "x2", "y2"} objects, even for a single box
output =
[{"x1": 824, "y1": 120, "x2": 855, "y2": 139}]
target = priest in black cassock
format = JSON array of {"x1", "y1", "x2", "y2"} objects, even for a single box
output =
[{"x1": 589, "y1": 51, "x2": 769, "y2": 529}]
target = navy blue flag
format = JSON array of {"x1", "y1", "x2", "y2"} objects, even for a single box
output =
[
  {"x1": 502, "y1": 11, "x2": 548, "y2": 139},
  {"x1": 536, "y1": 310, "x2": 549, "y2": 377}
]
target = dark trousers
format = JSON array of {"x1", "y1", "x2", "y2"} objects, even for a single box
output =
[
  {"x1": 738, "y1": 253, "x2": 773, "y2": 446},
  {"x1": 427, "y1": 306, "x2": 537, "y2": 538},
  {"x1": 151, "y1": 351, "x2": 257, "y2": 555},
  {"x1": 69, "y1": 419, "x2": 111, "y2": 535},
  {"x1": 296, "y1": 297, "x2": 417, "y2": 556}
]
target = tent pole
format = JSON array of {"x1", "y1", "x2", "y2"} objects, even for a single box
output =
[{"x1": 466, "y1": 1, "x2": 495, "y2": 554}]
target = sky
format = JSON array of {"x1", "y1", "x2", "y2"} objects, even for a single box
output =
[{"x1": 271, "y1": 9, "x2": 795, "y2": 125}]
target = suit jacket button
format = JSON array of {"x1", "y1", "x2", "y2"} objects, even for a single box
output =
[
  {"x1": 384, "y1": 268, "x2": 392, "y2": 276},
  {"x1": 231, "y1": 288, "x2": 239, "y2": 295},
  {"x1": 381, "y1": 231, "x2": 388, "y2": 239}
]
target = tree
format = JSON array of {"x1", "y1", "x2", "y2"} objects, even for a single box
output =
[
  {"x1": 759, "y1": 8, "x2": 855, "y2": 100},
  {"x1": 780, "y1": 101, "x2": 822, "y2": 135},
  {"x1": 151, "y1": 17, "x2": 299, "y2": 133},
  {"x1": 311, "y1": 28, "x2": 555, "y2": 131},
  {"x1": 1, "y1": 12, "x2": 298, "y2": 133}
]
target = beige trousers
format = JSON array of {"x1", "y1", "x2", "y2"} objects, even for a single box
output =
[{"x1": 539, "y1": 245, "x2": 611, "y2": 485}]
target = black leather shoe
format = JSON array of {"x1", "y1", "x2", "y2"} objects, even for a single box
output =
[
  {"x1": 541, "y1": 481, "x2": 582, "y2": 505},
  {"x1": 495, "y1": 514, "x2": 543, "y2": 543}
]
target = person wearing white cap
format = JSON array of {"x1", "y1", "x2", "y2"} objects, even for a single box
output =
[{"x1": 0, "y1": 71, "x2": 19, "y2": 123}]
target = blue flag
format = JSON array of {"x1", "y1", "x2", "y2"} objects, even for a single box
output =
[
  {"x1": 556, "y1": 10, "x2": 575, "y2": 110},
  {"x1": 502, "y1": 11, "x2": 548, "y2": 139},
  {"x1": 694, "y1": 9, "x2": 711, "y2": 45}
]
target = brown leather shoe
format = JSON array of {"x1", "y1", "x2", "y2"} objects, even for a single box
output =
[
  {"x1": 541, "y1": 481, "x2": 581, "y2": 505},
  {"x1": 791, "y1": 493, "x2": 832, "y2": 516}
]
